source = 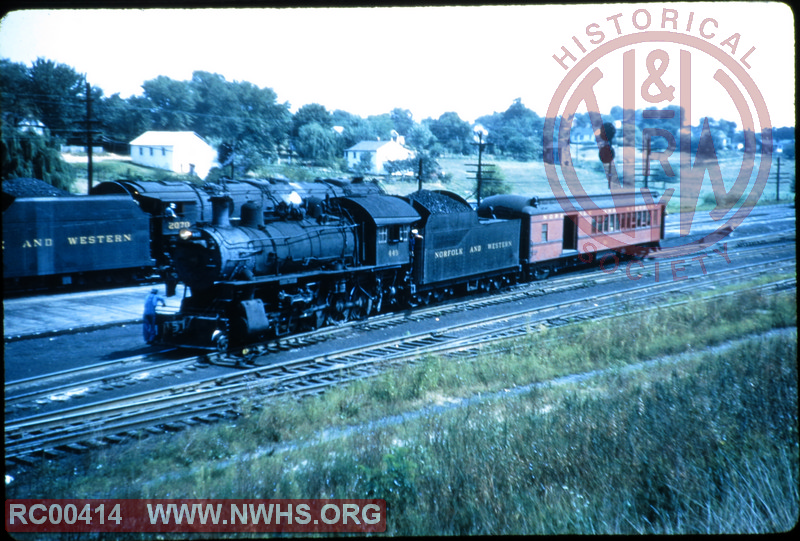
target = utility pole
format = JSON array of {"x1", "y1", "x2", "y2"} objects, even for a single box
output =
[
  {"x1": 468, "y1": 126, "x2": 491, "y2": 206},
  {"x1": 86, "y1": 82, "x2": 94, "y2": 192},
  {"x1": 776, "y1": 155, "x2": 781, "y2": 201},
  {"x1": 476, "y1": 131, "x2": 484, "y2": 205},
  {"x1": 643, "y1": 135, "x2": 650, "y2": 189}
]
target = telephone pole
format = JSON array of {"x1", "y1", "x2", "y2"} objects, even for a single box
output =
[{"x1": 84, "y1": 82, "x2": 102, "y2": 193}]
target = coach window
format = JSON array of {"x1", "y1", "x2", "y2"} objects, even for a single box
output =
[
  {"x1": 647, "y1": 211, "x2": 651, "y2": 226},
  {"x1": 591, "y1": 216, "x2": 597, "y2": 233},
  {"x1": 603, "y1": 215, "x2": 609, "y2": 232},
  {"x1": 378, "y1": 227, "x2": 388, "y2": 244},
  {"x1": 542, "y1": 223, "x2": 548, "y2": 242}
]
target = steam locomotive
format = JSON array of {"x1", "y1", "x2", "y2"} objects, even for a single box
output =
[{"x1": 154, "y1": 186, "x2": 665, "y2": 354}]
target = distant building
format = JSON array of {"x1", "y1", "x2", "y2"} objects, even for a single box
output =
[
  {"x1": 345, "y1": 139, "x2": 414, "y2": 174},
  {"x1": 17, "y1": 118, "x2": 46, "y2": 136},
  {"x1": 129, "y1": 131, "x2": 217, "y2": 178}
]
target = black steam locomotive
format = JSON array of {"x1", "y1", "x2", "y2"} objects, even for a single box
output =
[{"x1": 157, "y1": 191, "x2": 519, "y2": 350}]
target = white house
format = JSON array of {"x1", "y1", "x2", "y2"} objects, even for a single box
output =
[
  {"x1": 17, "y1": 118, "x2": 46, "y2": 136},
  {"x1": 345, "y1": 139, "x2": 414, "y2": 174},
  {"x1": 130, "y1": 131, "x2": 217, "y2": 178}
]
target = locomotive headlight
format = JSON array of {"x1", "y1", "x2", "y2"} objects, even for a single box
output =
[{"x1": 179, "y1": 228, "x2": 193, "y2": 240}]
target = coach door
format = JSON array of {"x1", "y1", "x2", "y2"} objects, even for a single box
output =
[{"x1": 562, "y1": 214, "x2": 578, "y2": 251}]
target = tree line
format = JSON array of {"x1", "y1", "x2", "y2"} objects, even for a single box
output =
[{"x1": 1, "y1": 57, "x2": 794, "y2": 191}]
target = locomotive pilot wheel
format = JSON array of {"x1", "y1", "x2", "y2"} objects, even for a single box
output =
[{"x1": 212, "y1": 330, "x2": 230, "y2": 352}]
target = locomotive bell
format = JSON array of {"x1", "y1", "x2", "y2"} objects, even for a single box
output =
[{"x1": 241, "y1": 201, "x2": 264, "y2": 228}]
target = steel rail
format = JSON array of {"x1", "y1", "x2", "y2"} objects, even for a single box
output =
[{"x1": 5, "y1": 355, "x2": 205, "y2": 413}]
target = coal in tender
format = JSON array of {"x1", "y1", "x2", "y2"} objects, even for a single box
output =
[
  {"x1": 2, "y1": 177, "x2": 74, "y2": 198},
  {"x1": 407, "y1": 190, "x2": 470, "y2": 214}
]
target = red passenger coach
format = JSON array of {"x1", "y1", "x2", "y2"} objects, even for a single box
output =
[{"x1": 478, "y1": 190, "x2": 665, "y2": 280}]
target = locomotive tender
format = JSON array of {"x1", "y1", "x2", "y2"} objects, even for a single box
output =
[
  {"x1": 2, "y1": 193, "x2": 154, "y2": 291},
  {"x1": 153, "y1": 186, "x2": 664, "y2": 354}
]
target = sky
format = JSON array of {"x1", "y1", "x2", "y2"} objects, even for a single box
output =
[{"x1": 0, "y1": 3, "x2": 795, "y2": 130}]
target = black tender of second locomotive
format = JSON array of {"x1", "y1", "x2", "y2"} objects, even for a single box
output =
[{"x1": 3, "y1": 187, "x2": 154, "y2": 292}]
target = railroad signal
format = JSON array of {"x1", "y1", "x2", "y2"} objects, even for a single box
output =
[
  {"x1": 599, "y1": 121, "x2": 616, "y2": 142},
  {"x1": 598, "y1": 145, "x2": 615, "y2": 164},
  {"x1": 598, "y1": 121, "x2": 616, "y2": 164}
]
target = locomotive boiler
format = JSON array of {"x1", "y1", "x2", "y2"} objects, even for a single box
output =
[{"x1": 173, "y1": 195, "x2": 358, "y2": 291}]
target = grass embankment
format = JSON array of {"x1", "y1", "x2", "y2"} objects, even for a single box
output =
[{"x1": 9, "y1": 279, "x2": 797, "y2": 534}]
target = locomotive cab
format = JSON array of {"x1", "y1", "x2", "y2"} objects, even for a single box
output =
[{"x1": 334, "y1": 195, "x2": 419, "y2": 267}]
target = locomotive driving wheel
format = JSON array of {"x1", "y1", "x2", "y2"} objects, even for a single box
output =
[
  {"x1": 325, "y1": 287, "x2": 374, "y2": 325},
  {"x1": 349, "y1": 289, "x2": 373, "y2": 321},
  {"x1": 325, "y1": 294, "x2": 350, "y2": 325}
]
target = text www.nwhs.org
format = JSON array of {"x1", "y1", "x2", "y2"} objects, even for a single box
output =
[{"x1": 147, "y1": 502, "x2": 383, "y2": 526}]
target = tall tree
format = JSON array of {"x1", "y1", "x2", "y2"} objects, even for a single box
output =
[
  {"x1": 297, "y1": 121, "x2": 337, "y2": 164},
  {"x1": 25, "y1": 58, "x2": 86, "y2": 139},
  {"x1": 96, "y1": 94, "x2": 154, "y2": 143},
  {"x1": 405, "y1": 123, "x2": 437, "y2": 151},
  {"x1": 0, "y1": 59, "x2": 33, "y2": 124},
  {"x1": 0, "y1": 58, "x2": 78, "y2": 188},
  {"x1": 142, "y1": 75, "x2": 196, "y2": 131},
  {"x1": 425, "y1": 112, "x2": 471, "y2": 155},
  {"x1": 1, "y1": 128, "x2": 76, "y2": 189},
  {"x1": 365, "y1": 113, "x2": 395, "y2": 142},
  {"x1": 476, "y1": 99, "x2": 546, "y2": 160},
  {"x1": 390, "y1": 108, "x2": 414, "y2": 136},
  {"x1": 292, "y1": 103, "x2": 332, "y2": 138},
  {"x1": 189, "y1": 71, "x2": 291, "y2": 172}
]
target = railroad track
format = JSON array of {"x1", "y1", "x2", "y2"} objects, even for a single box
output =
[
  {"x1": 5, "y1": 254, "x2": 794, "y2": 467},
  {"x1": 4, "y1": 350, "x2": 209, "y2": 417}
]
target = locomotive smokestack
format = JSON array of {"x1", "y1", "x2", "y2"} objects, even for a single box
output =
[{"x1": 211, "y1": 195, "x2": 232, "y2": 227}]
